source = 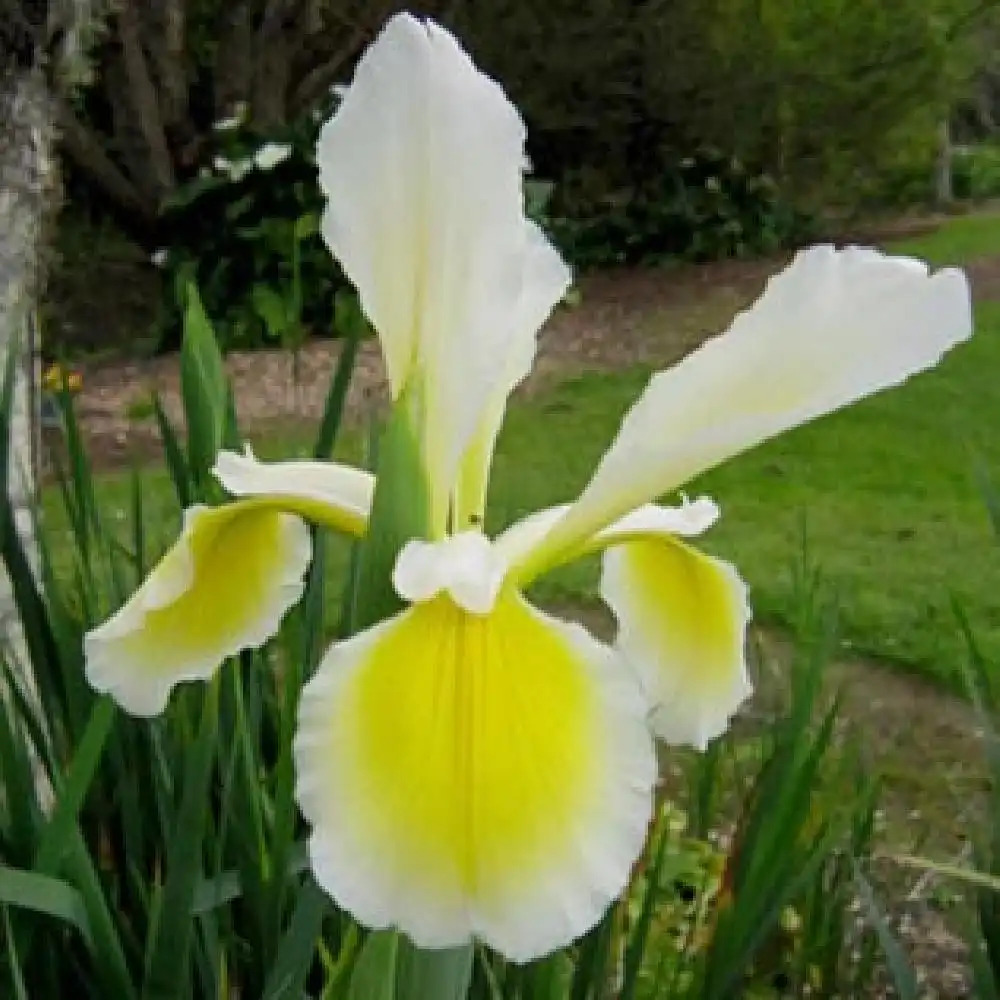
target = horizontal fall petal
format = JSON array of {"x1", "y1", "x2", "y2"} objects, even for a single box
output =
[
  {"x1": 495, "y1": 497, "x2": 746, "y2": 748},
  {"x1": 498, "y1": 496, "x2": 719, "y2": 585},
  {"x1": 85, "y1": 502, "x2": 311, "y2": 716},
  {"x1": 601, "y1": 534, "x2": 752, "y2": 749},
  {"x1": 295, "y1": 591, "x2": 655, "y2": 961}
]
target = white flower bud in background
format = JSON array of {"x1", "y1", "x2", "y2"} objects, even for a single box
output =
[{"x1": 254, "y1": 143, "x2": 293, "y2": 172}]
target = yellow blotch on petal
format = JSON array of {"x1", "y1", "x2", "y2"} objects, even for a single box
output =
[{"x1": 346, "y1": 594, "x2": 592, "y2": 893}]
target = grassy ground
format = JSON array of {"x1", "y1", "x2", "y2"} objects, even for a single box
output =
[
  {"x1": 893, "y1": 210, "x2": 1000, "y2": 265},
  {"x1": 45, "y1": 211, "x2": 1000, "y2": 689},
  {"x1": 494, "y1": 218, "x2": 1000, "y2": 685},
  {"x1": 493, "y1": 315, "x2": 1000, "y2": 686}
]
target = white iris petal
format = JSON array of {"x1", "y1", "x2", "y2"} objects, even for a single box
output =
[
  {"x1": 517, "y1": 245, "x2": 972, "y2": 575},
  {"x1": 316, "y1": 14, "x2": 568, "y2": 530}
]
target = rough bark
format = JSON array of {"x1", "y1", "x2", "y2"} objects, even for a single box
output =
[
  {"x1": 116, "y1": 0, "x2": 176, "y2": 196},
  {"x1": 0, "y1": 64, "x2": 53, "y2": 606},
  {"x1": 0, "y1": 0, "x2": 105, "y2": 518},
  {"x1": 252, "y1": 27, "x2": 293, "y2": 128},
  {"x1": 144, "y1": 0, "x2": 188, "y2": 129},
  {"x1": 288, "y1": 22, "x2": 368, "y2": 115},
  {"x1": 214, "y1": 1, "x2": 255, "y2": 115},
  {"x1": 44, "y1": 0, "x2": 452, "y2": 220},
  {"x1": 55, "y1": 95, "x2": 151, "y2": 216}
]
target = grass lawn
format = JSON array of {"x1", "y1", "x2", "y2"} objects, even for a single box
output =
[
  {"x1": 893, "y1": 209, "x2": 1000, "y2": 266},
  {"x1": 493, "y1": 217, "x2": 1000, "y2": 683},
  {"x1": 491, "y1": 335, "x2": 1000, "y2": 684},
  {"x1": 48, "y1": 211, "x2": 1000, "y2": 687}
]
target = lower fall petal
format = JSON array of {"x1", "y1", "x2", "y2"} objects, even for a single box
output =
[
  {"x1": 600, "y1": 534, "x2": 751, "y2": 750},
  {"x1": 85, "y1": 502, "x2": 311, "y2": 716},
  {"x1": 294, "y1": 592, "x2": 655, "y2": 961}
]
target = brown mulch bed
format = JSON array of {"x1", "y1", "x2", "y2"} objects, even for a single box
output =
[
  {"x1": 71, "y1": 256, "x2": 774, "y2": 468},
  {"x1": 72, "y1": 242, "x2": 1000, "y2": 474}
]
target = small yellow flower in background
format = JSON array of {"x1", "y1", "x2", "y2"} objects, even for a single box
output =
[
  {"x1": 43, "y1": 363, "x2": 83, "y2": 394},
  {"x1": 83, "y1": 14, "x2": 973, "y2": 963},
  {"x1": 42, "y1": 364, "x2": 62, "y2": 391}
]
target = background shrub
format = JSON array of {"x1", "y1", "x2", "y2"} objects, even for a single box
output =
[
  {"x1": 154, "y1": 96, "x2": 345, "y2": 352},
  {"x1": 533, "y1": 149, "x2": 813, "y2": 269},
  {"x1": 41, "y1": 0, "x2": 999, "y2": 357},
  {"x1": 953, "y1": 143, "x2": 1000, "y2": 200}
]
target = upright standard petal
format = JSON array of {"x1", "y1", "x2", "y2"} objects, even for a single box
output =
[
  {"x1": 85, "y1": 503, "x2": 311, "y2": 716},
  {"x1": 601, "y1": 535, "x2": 751, "y2": 750},
  {"x1": 454, "y1": 223, "x2": 572, "y2": 524},
  {"x1": 521, "y1": 247, "x2": 972, "y2": 573},
  {"x1": 213, "y1": 449, "x2": 374, "y2": 536},
  {"x1": 317, "y1": 15, "x2": 565, "y2": 518},
  {"x1": 295, "y1": 592, "x2": 655, "y2": 961}
]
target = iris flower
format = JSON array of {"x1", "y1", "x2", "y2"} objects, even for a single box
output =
[{"x1": 84, "y1": 14, "x2": 972, "y2": 963}]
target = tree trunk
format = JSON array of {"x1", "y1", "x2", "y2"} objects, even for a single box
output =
[
  {"x1": 214, "y1": 1, "x2": 256, "y2": 116},
  {"x1": 55, "y1": 94, "x2": 152, "y2": 217},
  {"x1": 117, "y1": 0, "x2": 176, "y2": 198},
  {"x1": 935, "y1": 117, "x2": 954, "y2": 207},
  {"x1": 0, "y1": 63, "x2": 51, "y2": 704},
  {"x1": 252, "y1": 28, "x2": 293, "y2": 128}
]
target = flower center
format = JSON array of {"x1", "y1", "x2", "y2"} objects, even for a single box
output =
[{"x1": 392, "y1": 530, "x2": 506, "y2": 614}]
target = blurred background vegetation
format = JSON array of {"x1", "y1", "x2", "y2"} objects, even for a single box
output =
[
  {"x1": 12, "y1": 0, "x2": 1000, "y2": 356},
  {"x1": 8, "y1": 5, "x2": 1000, "y2": 996}
]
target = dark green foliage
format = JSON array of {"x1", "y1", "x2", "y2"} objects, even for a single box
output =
[
  {"x1": 57, "y1": 1, "x2": 995, "y2": 360},
  {"x1": 155, "y1": 0, "x2": 985, "y2": 291},
  {"x1": 455, "y1": 0, "x2": 985, "y2": 218},
  {"x1": 0, "y1": 293, "x2": 360, "y2": 997},
  {"x1": 155, "y1": 97, "x2": 346, "y2": 352},
  {"x1": 533, "y1": 149, "x2": 813, "y2": 269},
  {"x1": 953, "y1": 143, "x2": 1000, "y2": 200}
]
